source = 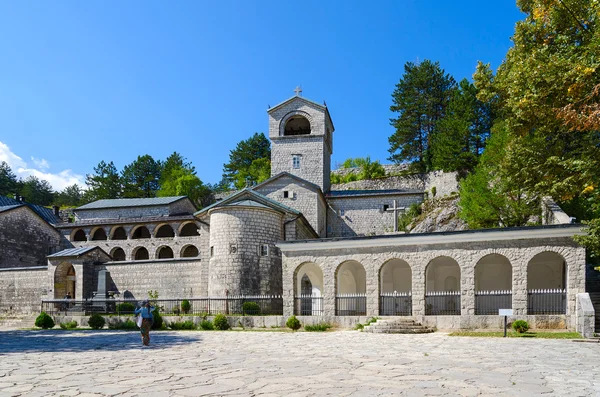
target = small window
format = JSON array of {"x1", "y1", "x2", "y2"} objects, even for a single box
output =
[
  {"x1": 383, "y1": 204, "x2": 389, "y2": 211},
  {"x1": 339, "y1": 209, "x2": 345, "y2": 216},
  {"x1": 210, "y1": 246, "x2": 214, "y2": 257},
  {"x1": 283, "y1": 191, "x2": 289, "y2": 198},
  {"x1": 260, "y1": 245, "x2": 269, "y2": 257},
  {"x1": 292, "y1": 155, "x2": 301, "y2": 169}
]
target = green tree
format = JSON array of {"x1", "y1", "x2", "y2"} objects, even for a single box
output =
[
  {"x1": 121, "y1": 155, "x2": 162, "y2": 198},
  {"x1": 19, "y1": 176, "x2": 54, "y2": 206},
  {"x1": 0, "y1": 161, "x2": 19, "y2": 197},
  {"x1": 84, "y1": 161, "x2": 122, "y2": 202},
  {"x1": 54, "y1": 184, "x2": 83, "y2": 207},
  {"x1": 222, "y1": 133, "x2": 271, "y2": 189},
  {"x1": 431, "y1": 78, "x2": 492, "y2": 174},
  {"x1": 388, "y1": 60, "x2": 456, "y2": 172},
  {"x1": 160, "y1": 152, "x2": 195, "y2": 186},
  {"x1": 157, "y1": 167, "x2": 213, "y2": 208}
]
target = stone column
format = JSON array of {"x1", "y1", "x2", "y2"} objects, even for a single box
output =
[
  {"x1": 282, "y1": 257, "x2": 294, "y2": 318},
  {"x1": 412, "y1": 261, "x2": 425, "y2": 316},
  {"x1": 461, "y1": 257, "x2": 475, "y2": 315},
  {"x1": 365, "y1": 258, "x2": 379, "y2": 317},
  {"x1": 512, "y1": 256, "x2": 528, "y2": 315},
  {"x1": 322, "y1": 259, "x2": 336, "y2": 317}
]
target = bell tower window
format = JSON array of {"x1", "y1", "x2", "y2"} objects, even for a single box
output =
[{"x1": 284, "y1": 115, "x2": 311, "y2": 136}]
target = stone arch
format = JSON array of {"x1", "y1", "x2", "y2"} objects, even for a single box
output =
[
  {"x1": 54, "y1": 262, "x2": 76, "y2": 299},
  {"x1": 379, "y1": 258, "x2": 412, "y2": 293},
  {"x1": 72, "y1": 229, "x2": 87, "y2": 242},
  {"x1": 131, "y1": 225, "x2": 151, "y2": 239},
  {"x1": 90, "y1": 227, "x2": 107, "y2": 241},
  {"x1": 110, "y1": 247, "x2": 126, "y2": 261},
  {"x1": 111, "y1": 226, "x2": 127, "y2": 240},
  {"x1": 475, "y1": 254, "x2": 512, "y2": 291},
  {"x1": 293, "y1": 262, "x2": 324, "y2": 315},
  {"x1": 179, "y1": 222, "x2": 199, "y2": 237},
  {"x1": 425, "y1": 256, "x2": 461, "y2": 292},
  {"x1": 133, "y1": 247, "x2": 149, "y2": 260},
  {"x1": 279, "y1": 111, "x2": 313, "y2": 136},
  {"x1": 180, "y1": 245, "x2": 199, "y2": 258},
  {"x1": 527, "y1": 251, "x2": 567, "y2": 290},
  {"x1": 335, "y1": 260, "x2": 366, "y2": 294},
  {"x1": 155, "y1": 224, "x2": 175, "y2": 238},
  {"x1": 157, "y1": 246, "x2": 174, "y2": 259}
]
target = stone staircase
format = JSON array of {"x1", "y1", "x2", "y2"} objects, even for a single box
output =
[
  {"x1": 362, "y1": 317, "x2": 434, "y2": 334},
  {"x1": 585, "y1": 265, "x2": 600, "y2": 334},
  {"x1": 0, "y1": 314, "x2": 36, "y2": 330}
]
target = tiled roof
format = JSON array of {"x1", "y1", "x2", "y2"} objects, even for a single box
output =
[
  {"x1": 76, "y1": 196, "x2": 187, "y2": 210},
  {"x1": 0, "y1": 204, "x2": 23, "y2": 214},
  {"x1": 0, "y1": 196, "x2": 59, "y2": 224},
  {"x1": 195, "y1": 189, "x2": 300, "y2": 216},
  {"x1": 47, "y1": 246, "x2": 98, "y2": 258}
]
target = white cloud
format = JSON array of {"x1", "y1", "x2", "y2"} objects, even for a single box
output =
[{"x1": 0, "y1": 141, "x2": 85, "y2": 191}]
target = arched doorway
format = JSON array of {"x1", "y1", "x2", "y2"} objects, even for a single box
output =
[
  {"x1": 111, "y1": 227, "x2": 127, "y2": 240},
  {"x1": 54, "y1": 262, "x2": 76, "y2": 300},
  {"x1": 72, "y1": 229, "x2": 86, "y2": 242},
  {"x1": 133, "y1": 247, "x2": 149, "y2": 260},
  {"x1": 91, "y1": 228, "x2": 107, "y2": 241},
  {"x1": 425, "y1": 256, "x2": 461, "y2": 315},
  {"x1": 294, "y1": 262, "x2": 324, "y2": 315},
  {"x1": 379, "y1": 259, "x2": 412, "y2": 315},
  {"x1": 111, "y1": 247, "x2": 126, "y2": 261},
  {"x1": 155, "y1": 224, "x2": 175, "y2": 238},
  {"x1": 157, "y1": 246, "x2": 174, "y2": 259},
  {"x1": 335, "y1": 260, "x2": 366, "y2": 315},
  {"x1": 181, "y1": 245, "x2": 199, "y2": 258},
  {"x1": 179, "y1": 222, "x2": 198, "y2": 237},
  {"x1": 527, "y1": 252, "x2": 567, "y2": 314},
  {"x1": 132, "y1": 226, "x2": 151, "y2": 239},
  {"x1": 475, "y1": 254, "x2": 512, "y2": 315}
]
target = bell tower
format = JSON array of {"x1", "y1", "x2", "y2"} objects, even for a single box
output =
[{"x1": 267, "y1": 88, "x2": 334, "y2": 192}]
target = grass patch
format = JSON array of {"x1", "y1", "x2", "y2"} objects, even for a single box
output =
[
  {"x1": 448, "y1": 331, "x2": 582, "y2": 339},
  {"x1": 304, "y1": 323, "x2": 332, "y2": 332}
]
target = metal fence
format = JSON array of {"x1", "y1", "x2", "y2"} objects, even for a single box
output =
[
  {"x1": 425, "y1": 291, "x2": 461, "y2": 315},
  {"x1": 335, "y1": 293, "x2": 367, "y2": 316},
  {"x1": 294, "y1": 295, "x2": 324, "y2": 316},
  {"x1": 41, "y1": 295, "x2": 284, "y2": 316},
  {"x1": 475, "y1": 290, "x2": 512, "y2": 315},
  {"x1": 527, "y1": 289, "x2": 566, "y2": 314},
  {"x1": 379, "y1": 292, "x2": 412, "y2": 316}
]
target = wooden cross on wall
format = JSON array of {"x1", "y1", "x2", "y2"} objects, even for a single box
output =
[{"x1": 385, "y1": 200, "x2": 405, "y2": 232}]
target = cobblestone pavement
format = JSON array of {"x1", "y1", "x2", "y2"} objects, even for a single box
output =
[{"x1": 0, "y1": 330, "x2": 599, "y2": 396}]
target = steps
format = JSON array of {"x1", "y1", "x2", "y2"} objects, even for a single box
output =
[{"x1": 362, "y1": 318, "x2": 434, "y2": 334}]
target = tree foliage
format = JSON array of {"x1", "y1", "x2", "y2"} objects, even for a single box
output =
[
  {"x1": 0, "y1": 161, "x2": 19, "y2": 197},
  {"x1": 388, "y1": 60, "x2": 456, "y2": 172},
  {"x1": 84, "y1": 161, "x2": 122, "y2": 202},
  {"x1": 222, "y1": 132, "x2": 271, "y2": 189},
  {"x1": 54, "y1": 184, "x2": 83, "y2": 207},
  {"x1": 19, "y1": 176, "x2": 54, "y2": 206},
  {"x1": 121, "y1": 155, "x2": 162, "y2": 198},
  {"x1": 331, "y1": 156, "x2": 386, "y2": 184}
]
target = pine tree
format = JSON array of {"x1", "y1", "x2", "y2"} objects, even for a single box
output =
[
  {"x1": 121, "y1": 155, "x2": 162, "y2": 198},
  {"x1": 0, "y1": 161, "x2": 19, "y2": 197},
  {"x1": 222, "y1": 132, "x2": 271, "y2": 189},
  {"x1": 84, "y1": 161, "x2": 122, "y2": 202}
]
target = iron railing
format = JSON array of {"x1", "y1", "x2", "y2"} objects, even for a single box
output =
[
  {"x1": 41, "y1": 295, "x2": 283, "y2": 316},
  {"x1": 294, "y1": 295, "x2": 324, "y2": 316},
  {"x1": 379, "y1": 292, "x2": 412, "y2": 316},
  {"x1": 425, "y1": 291, "x2": 461, "y2": 315},
  {"x1": 475, "y1": 290, "x2": 512, "y2": 315},
  {"x1": 527, "y1": 289, "x2": 566, "y2": 314},
  {"x1": 335, "y1": 293, "x2": 367, "y2": 316}
]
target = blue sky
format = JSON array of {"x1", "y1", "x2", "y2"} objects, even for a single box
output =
[{"x1": 0, "y1": 1, "x2": 525, "y2": 190}]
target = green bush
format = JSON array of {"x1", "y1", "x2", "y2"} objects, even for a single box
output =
[
  {"x1": 354, "y1": 323, "x2": 365, "y2": 330},
  {"x1": 304, "y1": 323, "x2": 332, "y2": 332},
  {"x1": 35, "y1": 312, "x2": 55, "y2": 329},
  {"x1": 512, "y1": 320, "x2": 529, "y2": 333},
  {"x1": 168, "y1": 320, "x2": 196, "y2": 330},
  {"x1": 108, "y1": 319, "x2": 137, "y2": 330},
  {"x1": 181, "y1": 300, "x2": 191, "y2": 314},
  {"x1": 286, "y1": 315, "x2": 301, "y2": 331},
  {"x1": 59, "y1": 320, "x2": 78, "y2": 329},
  {"x1": 116, "y1": 302, "x2": 135, "y2": 314},
  {"x1": 151, "y1": 309, "x2": 164, "y2": 330},
  {"x1": 88, "y1": 313, "x2": 105, "y2": 330},
  {"x1": 242, "y1": 301, "x2": 261, "y2": 315},
  {"x1": 213, "y1": 313, "x2": 230, "y2": 330},
  {"x1": 199, "y1": 320, "x2": 214, "y2": 330}
]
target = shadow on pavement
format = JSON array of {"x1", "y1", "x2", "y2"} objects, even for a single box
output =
[{"x1": 0, "y1": 330, "x2": 202, "y2": 353}]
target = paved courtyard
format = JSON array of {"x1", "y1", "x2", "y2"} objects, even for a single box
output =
[{"x1": 0, "y1": 329, "x2": 599, "y2": 396}]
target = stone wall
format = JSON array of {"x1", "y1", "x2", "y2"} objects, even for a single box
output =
[
  {"x1": 279, "y1": 233, "x2": 586, "y2": 330},
  {"x1": 0, "y1": 206, "x2": 63, "y2": 269},
  {"x1": 0, "y1": 267, "x2": 47, "y2": 313},
  {"x1": 326, "y1": 193, "x2": 424, "y2": 237}
]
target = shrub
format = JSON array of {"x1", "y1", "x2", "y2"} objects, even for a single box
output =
[
  {"x1": 354, "y1": 323, "x2": 364, "y2": 331},
  {"x1": 88, "y1": 313, "x2": 106, "y2": 330},
  {"x1": 151, "y1": 309, "x2": 164, "y2": 330},
  {"x1": 431, "y1": 186, "x2": 437, "y2": 197},
  {"x1": 108, "y1": 319, "x2": 137, "y2": 330},
  {"x1": 168, "y1": 320, "x2": 196, "y2": 330},
  {"x1": 213, "y1": 313, "x2": 230, "y2": 330},
  {"x1": 242, "y1": 301, "x2": 261, "y2": 315},
  {"x1": 181, "y1": 299, "x2": 191, "y2": 314},
  {"x1": 304, "y1": 323, "x2": 332, "y2": 332},
  {"x1": 116, "y1": 302, "x2": 135, "y2": 314},
  {"x1": 512, "y1": 320, "x2": 529, "y2": 333},
  {"x1": 286, "y1": 315, "x2": 301, "y2": 331},
  {"x1": 59, "y1": 320, "x2": 78, "y2": 330},
  {"x1": 199, "y1": 320, "x2": 214, "y2": 330},
  {"x1": 35, "y1": 312, "x2": 55, "y2": 329}
]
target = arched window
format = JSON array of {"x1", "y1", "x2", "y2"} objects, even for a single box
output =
[
  {"x1": 111, "y1": 227, "x2": 127, "y2": 240},
  {"x1": 475, "y1": 254, "x2": 512, "y2": 315},
  {"x1": 72, "y1": 229, "x2": 87, "y2": 242},
  {"x1": 133, "y1": 247, "x2": 149, "y2": 260},
  {"x1": 335, "y1": 260, "x2": 367, "y2": 316},
  {"x1": 527, "y1": 252, "x2": 567, "y2": 314},
  {"x1": 91, "y1": 228, "x2": 107, "y2": 241},
  {"x1": 181, "y1": 245, "x2": 199, "y2": 258},
  {"x1": 157, "y1": 246, "x2": 174, "y2": 259},
  {"x1": 179, "y1": 222, "x2": 198, "y2": 237},
  {"x1": 425, "y1": 256, "x2": 461, "y2": 315},
  {"x1": 111, "y1": 247, "x2": 126, "y2": 261},
  {"x1": 284, "y1": 115, "x2": 311, "y2": 136},
  {"x1": 132, "y1": 226, "x2": 151, "y2": 239},
  {"x1": 155, "y1": 224, "x2": 175, "y2": 238},
  {"x1": 379, "y1": 259, "x2": 412, "y2": 316},
  {"x1": 294, "y1": 262, "x2": 324, "y2": 316}
]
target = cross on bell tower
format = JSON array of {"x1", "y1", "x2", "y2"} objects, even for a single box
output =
[{"x1": 294, "y1": 86, "x2": 302, "y2": 96}]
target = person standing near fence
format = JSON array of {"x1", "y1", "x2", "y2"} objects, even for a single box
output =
[{"x1": 134, "y1": 300, "x2": 155, "y2": 346}]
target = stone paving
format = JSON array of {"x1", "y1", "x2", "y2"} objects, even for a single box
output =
[{"x1": 0, "y1": 329, "x2": 599, "y2": 396}]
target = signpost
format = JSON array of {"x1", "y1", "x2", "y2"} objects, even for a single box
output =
[{"x1": 499, "y1": 309, "x2": 513, "y2": 337}]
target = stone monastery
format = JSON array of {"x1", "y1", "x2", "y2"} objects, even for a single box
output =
[{"x1": 0, "y1": 91, "x2": 596, "y2": 335}]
